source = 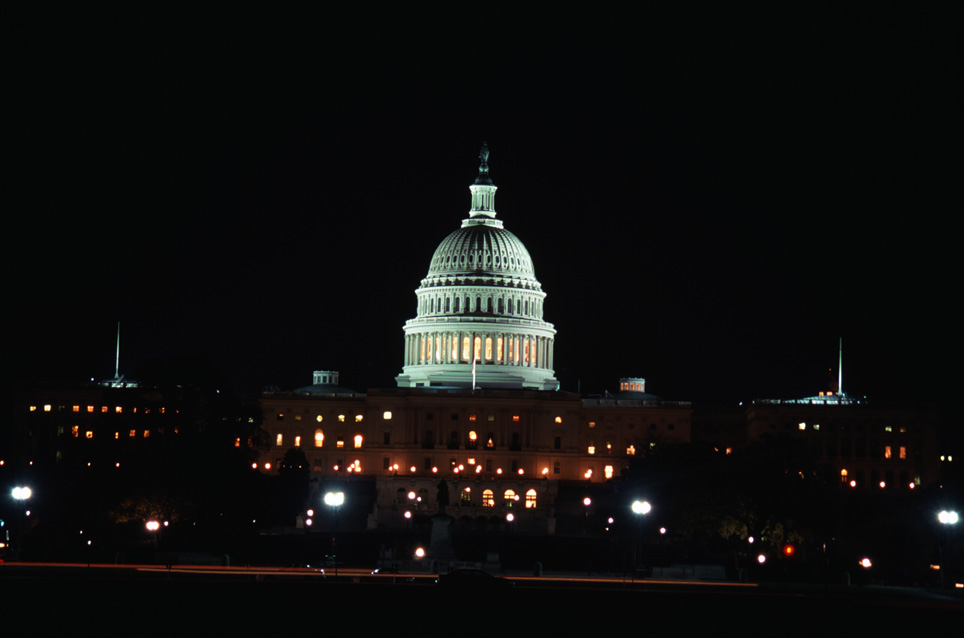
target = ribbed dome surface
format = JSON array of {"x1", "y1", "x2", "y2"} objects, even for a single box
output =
[{"x1": 427, "y1": 224, "x2": 536, "y2": 280}]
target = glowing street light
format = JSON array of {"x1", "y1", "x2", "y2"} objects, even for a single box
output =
[
  {"x1": 938, "y1": 509, "x2": 959, "y2": 588},
  {"x1": 325, "y1": 491, "x2": 345, "y2": 576}
]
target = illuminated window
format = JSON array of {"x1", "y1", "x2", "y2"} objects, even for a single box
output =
[
  {"x1": 276, "y1": 433, "x2": 284, "y2": 447},
  {"x1": 101, "y1": 406, "x2": 108, "y2": 413},
  {"x1": 143, "y1": 430, "x2": 150, "y2": 438},
  {"x1": 354, "y1": 434, "x2": 363, "y2": 448},
  {"x1": 525, "y1": 489, "x2": 537, "y2": 508},
  {"x1": 337, "y1": 437, "x2": 344, "y2": 449},
  {"x1": 71, "y1": 425, "x2": 79, "y2": 437},
  {"x1": 85, "y1": 430, "x2": 94, "y2": 439},
  {"x1": 588, "y1": 421, "x2": 596, "y2": 429},
  {"x1": 314, "y1": 430, "x2": 324, "y2": 447},
  {"x1": 884, "y1": 446, "x2": 892, "y2": 459},
  {"x1": 114, "y1": 431, "x2": 119, "y2": 440},
  {"x1": 234, "y1": 437, "x2": 241, "y2": 448},
  {"x1": 129, "y1": 429, "x2": 136, "y2": 438},
  {"x1": 469, "y1": 414, "x2": 477, "y2": 422},
  {"x1": 462, "y1": 336, "x2": 471, "y2": 361},
  {"x1": 316, "y1": 415, "x2": 323, "y2": 423},
  {"x1": 798, "y1": 422, "x2": 806, "y2": 431},
  {"x1": 588, "y1": 445, "x2": 595, "y2": 455},
  {"x1": 604, "y1": 465, "x2": 614, "y2": 479},
  {"x1": 504, "y1": 489, "x2": 517, "y2": 507},
  {"x1": 512, "y1": 415, "x2": 520, "y2": 422},
  {"x1": 44, "y1": 404, "x2": 52, "y2": 412},
  {"x1": 627, "y1": 444, "x2": 636, "y2": 455},
  {"x1": 87, "y1": 405, "x2": 94, "y2": 413},
  {"x1": 294, "y1": 435, "x2": 301, "y2": 447},
  {"x1": 276, "y1": 413, "x2": 284, "y2": 421},
  {"x1": 485, "y1": 337, "x2": 493, "y2": 361},
  {"x1": 338, "y1": 415, "x2": 346, "y2": 422},
  {"x1": 899, "y1": 446, "x2": 907, "y2": 459},
  {"x1": 355, "y1": 414, "x2": 363, "y2": 423},
  {"x1": 383, "y1": 411, "x2": 392, "y2": 420},
  {"x1": 482, "y1": 489, "x2": 494, "y2": 507},
  {"x1": 461, "y1": 487, "x2": 472, "y2": 504},
  {"x1": 72, "y1": 405, "x2": 80, "y2": 412},
  {"x1": 554, "y1": 416, "x2": 562, "y2": 423}
]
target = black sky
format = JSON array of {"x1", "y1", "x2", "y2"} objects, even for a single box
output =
[{"x1": 6, "y1": 6, "x2": 961, "y2": 404}]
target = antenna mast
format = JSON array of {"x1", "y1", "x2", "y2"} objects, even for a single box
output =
[
  {"x1": 115, "y1": 322, "x2": 121, "y2": 380},
  {"x1": 838, "y1": 337, "x2": 844, "y2": 397}
]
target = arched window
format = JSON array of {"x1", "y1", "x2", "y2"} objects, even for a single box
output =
[
  {"x1": 504, "y1": 489, "x2": 517, "y2": 507},
  {"x1": 482, "y1": 489, "x2": 495, "y2": 507},
  {"x1": 461, "y1": 487, "x2": 472, "y2": 504},
  {"x1": 525, "y1": 489, "x2": 537, "y2": 508}
]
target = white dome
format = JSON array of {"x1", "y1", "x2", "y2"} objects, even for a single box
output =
[{"x1": 396, "y1": 145, "x2": 559, "y2": 391}]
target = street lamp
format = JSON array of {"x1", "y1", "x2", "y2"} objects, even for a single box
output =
[
  {"x1": 631, "y1": 500, "x2": 652, "y2": 579},
  {"x1": 938, "y1": 509, "x2": 959, "y2": 588},
  {"x1": 11, "y1": 486, "x2": 32, "y2": 560},
  {"x1": 325, "y1": 491, "x2": 345, "y2": 576}
]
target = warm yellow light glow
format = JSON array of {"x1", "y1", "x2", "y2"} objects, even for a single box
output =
[
  {"x1": 354, "y1": 434, "x2": 363, "y2": 448},
  {"x1": 276, "y1": 433, "x2": 283, "y2": 447},
  {"x1": 315, "y1": 430, "x2": 324, "y2": 447},
  {"x1": 355, "y1": 414, "x2": 363, "y2": 422},
  {"x1": 338, "y1": 414, "x2": 346, "y2": 422},
  {"x1": 554, "y1": 416, "x2": 562, "y2": 423},
  {"x1": 604, "y1": 465, "x2": 614, "y2": 479},
  {"x1": 294, "y1": 435, "x2": 301, "y2": 447},
  {"x1": 383, "y1": 411, "x2": 392, "y2": 420},
  {"x1": 588, "y1": 445, "x2": 595, "y2": 455},
  {"x1": 526, "y1": 489, "x2": 537, "y2": 508}
]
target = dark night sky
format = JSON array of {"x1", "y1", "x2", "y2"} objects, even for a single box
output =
[{"x1": 7, "y1": 6, "x2": 961, "y2": 404}]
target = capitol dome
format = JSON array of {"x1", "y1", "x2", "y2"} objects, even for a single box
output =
[{"x1": 396, "y1": 145, "x2": 559, "y2": 391}]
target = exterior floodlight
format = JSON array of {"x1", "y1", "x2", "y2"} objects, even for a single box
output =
[
  {"x1": 12, "y1": 487, "x2": 32, "y2": 501},
  {"x1": 632, "y1": 500, "x2": 652, "y2": 515},
  {"x1": 324, "y1": 491, "x2": 345, "y2": 507},
  {"x1": 938, "y1": 510, "x2": 959, "y2": 525}
]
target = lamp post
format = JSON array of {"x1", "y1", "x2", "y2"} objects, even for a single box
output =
[
  {"x1": 325, "y1": 491, "x2": 345, "y2": 576},
  {"x1": 631, "y1": 500, "x2": 652, "y2": 580},
  {"x1": 938, "y1": 510, "x2": 959, "y2": 588},
  {"x1": 11, "y1": 486, "x2": 32, "y2": 560}
]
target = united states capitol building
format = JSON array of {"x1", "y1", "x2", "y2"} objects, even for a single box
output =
[{"x1": 257, "y1": 146, "x2": 940, "y2": 534}]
